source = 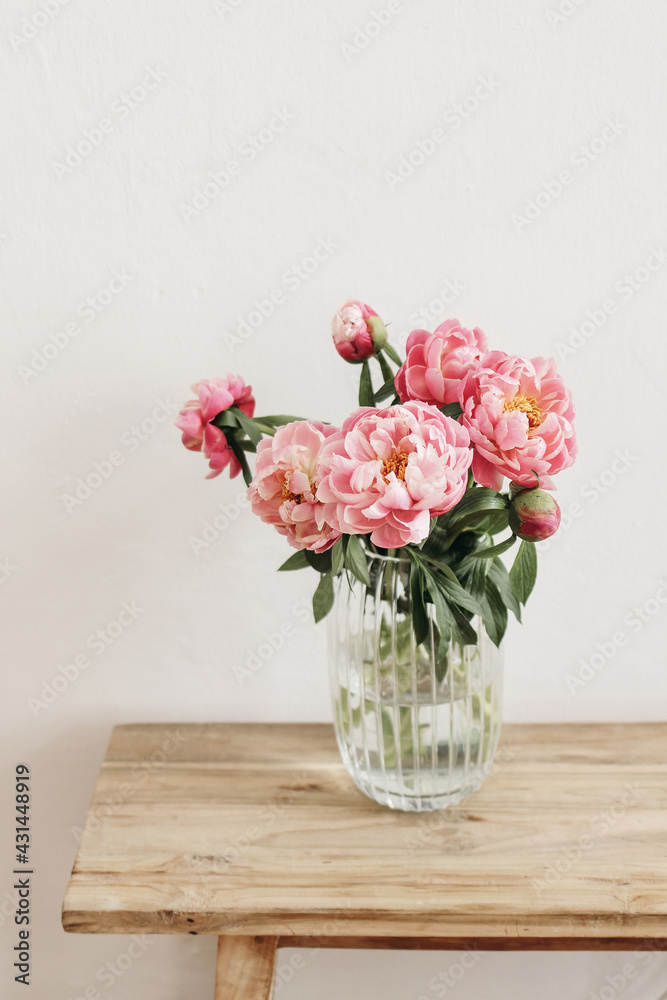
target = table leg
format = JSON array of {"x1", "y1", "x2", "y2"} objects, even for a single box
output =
[{"x1": 215, "y1": 935, "x2": 278, "y2": 1000}]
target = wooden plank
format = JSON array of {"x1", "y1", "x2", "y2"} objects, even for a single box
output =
[
  {"x1": 278, "y1": 935, "x2": 667, "y2": 952},
  {"x1": 62, "y1": 723, "x2": 667, "y2": 943},
  {"x1": 215, "y1": 935, "x2": 276, "y2": 1000},
  {"x1": 101, "y1": 721, "x2": 667, "y2": 767},
  {"x1": 102, "y1": 723, "x2": 340, "y2": 767}
]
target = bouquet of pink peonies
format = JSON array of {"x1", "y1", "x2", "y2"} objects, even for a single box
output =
[{"x1": 177, "y1": 300, "x2": 576, "y2": 649}]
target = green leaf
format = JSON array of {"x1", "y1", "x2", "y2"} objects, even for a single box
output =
[
  {"x1": 436, "y1": 572, "x2": 485, "y2": 617},
  {"x1": 472, "y1": 509, "x2": 510, "y2": 535},
  {"x1": 433, "y1": 560, "x2": 464, "y2": 586},
  {"x1": 509, "y1": 538, "x2": 538, "y2": 606},
  {"x1": 382, "y1": 343, "x2": 402, "y2": 366},
  {"x1": 467, "y1": 559, "x2": 488, "y2": 604},
  {"x1": 420, "y1": 566, "x2": 454, "y2": 655},
  {"x1": 441, "y1": 401, "x2": 463, "y2": 419},
  {"x1": 458, "y1": 533, "x2": 517, "y2": 573},
  {"x1": 421, "y1": 523, "x2": 451, "y2": 561},
  {"x1": 449, "y1": 602, "x2": 478, "y2": 646},
  {"x1": 330, "y1": 538, "x2": 345, "y2": 577},
  {"x1": 409, "y1": 551, "x2": 484, "y2": 615},
  {"x1": 231, "y1": 407, "x2": 263, "y2": 447},
  {"x1": 358, "y1": 361, "x2": 375, "y2": 407},
  {"x1": 305, "y1": 549, "x2": 332, "y2": 574},
  {"x1": 278, "y1": 550, "x2": 310, "y2": 571},
  {"x1": 250, "y1": 421, "x2": 281, "y2": 436},
  {"x1": 345, "y1": 534, "x2": 371, "y2": 586},
  {"x1": 255, "y1": 414, "x2": 306, "y2": 426},
  {"x1": 211, "y1": 409, "x2": 240, "y2": 429},
  {"x1": 377, "y1": 351, "x2": 393, "y2": 385},
  {"x1": 418, "y1": 556, "x2": 480, "y2": 649},
  {"x1": 481, "y1": 577, "x2": 508, "y2": 647},
  {"x1": 225, "y1": 431, "x2": 253, "y2": 486},
  {"x1": 312, "y1": 573, "x2": 335, "y2": 623},
  {"x1": 434, "y1": 647, "x2": 449, "y2": 685},
  {"x1": 488, "y1": 557, "x2": 522, "y2": 622},
  {"x1": 475, "y1": 534, "x2": 518, "y2": 558},
  {"x1": 420, "y1": 563, "x2": 482, "y2": 615},
  {"x1": 410, "y1": 564, "x2": 430, "y2": 647},
  {"x1": 374, "y1": 376, "x2": 398, "y2": 403},
  {"x1": 448, "y1": 487, "x2": 509, "y2": 523}
]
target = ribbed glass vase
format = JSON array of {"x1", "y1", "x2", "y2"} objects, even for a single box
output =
[{"x1": 328, "y1": 552, "x2": 503, "y2": 811}]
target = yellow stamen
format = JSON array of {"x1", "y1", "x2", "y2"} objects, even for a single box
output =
[
  {"x1": 381, "y1": 451, "x2": 409, "y2": 483},
  {"x1": 282, "y1": 484, "x2": 303, "y2": 504},
  {"x1": 503, "y1": 394, "x2": 543, "y2": 428},
  {"x1": 282, "y1": 477, "x2": 315, "y2": 505}
]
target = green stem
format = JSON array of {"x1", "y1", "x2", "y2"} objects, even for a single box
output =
[{"x1": 252, "y1": 421, "x2": 278, "y2": 436}]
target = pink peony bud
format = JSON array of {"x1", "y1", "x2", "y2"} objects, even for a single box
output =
[
  {"x1": 331, "y1": 300, "x2": 387, "y2": 363},
  {"x1": 508, "y1": 488, "x2": 561, "y2": 541}
]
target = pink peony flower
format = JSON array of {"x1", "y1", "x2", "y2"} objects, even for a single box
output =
[
  {"x1": 248, "y1": 420, "x2": 342, "y2": 552},
  {"x1": 332, "y1": 300, "x2": 386, "y2": 363},
  {"x1": 176, "y1": 375, "x2": 255, "y2": 479},
  {"x1": 317, "y1": 401, "x2": 472, "y2": 549},
  {"x1": 395, "y1": 320, "x2": 488, "y2": 406},
  {"x1": 458, "y1": 352, "x2": 576, "y2": 491}
]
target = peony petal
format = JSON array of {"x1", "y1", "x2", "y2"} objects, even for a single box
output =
[{"x1": 472, "y1": 451, "x2": 504, "y2": 490}]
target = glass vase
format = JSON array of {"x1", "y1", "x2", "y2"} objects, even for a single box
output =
[{"x1": 328, "y1": 553, "x2": 503, "y2": 811}]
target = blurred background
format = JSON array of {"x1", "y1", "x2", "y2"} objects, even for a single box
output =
[{"x1": 2, "y1": 0, "x2": 666, "y2": 996}]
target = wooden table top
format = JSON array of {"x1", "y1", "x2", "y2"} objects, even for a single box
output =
[{"x1": 62, "y1": 722, "x2": 667, "y2": 944}]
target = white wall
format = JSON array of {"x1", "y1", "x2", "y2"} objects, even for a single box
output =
[{"x1": 2, "y1": 0, "x2": 667, "y2": 997}]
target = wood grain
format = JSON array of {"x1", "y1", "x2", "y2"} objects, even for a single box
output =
[
  {"x1": 215, "y1": 935, "x2": 276, "y2": 999},
  {"x1": 62, "y1": 723, "x2": 667, "y2": 944}
]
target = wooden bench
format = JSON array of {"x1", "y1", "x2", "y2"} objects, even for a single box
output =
[{"x1": 62, "y1": 722, "x2": 667, "y2": 997}]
